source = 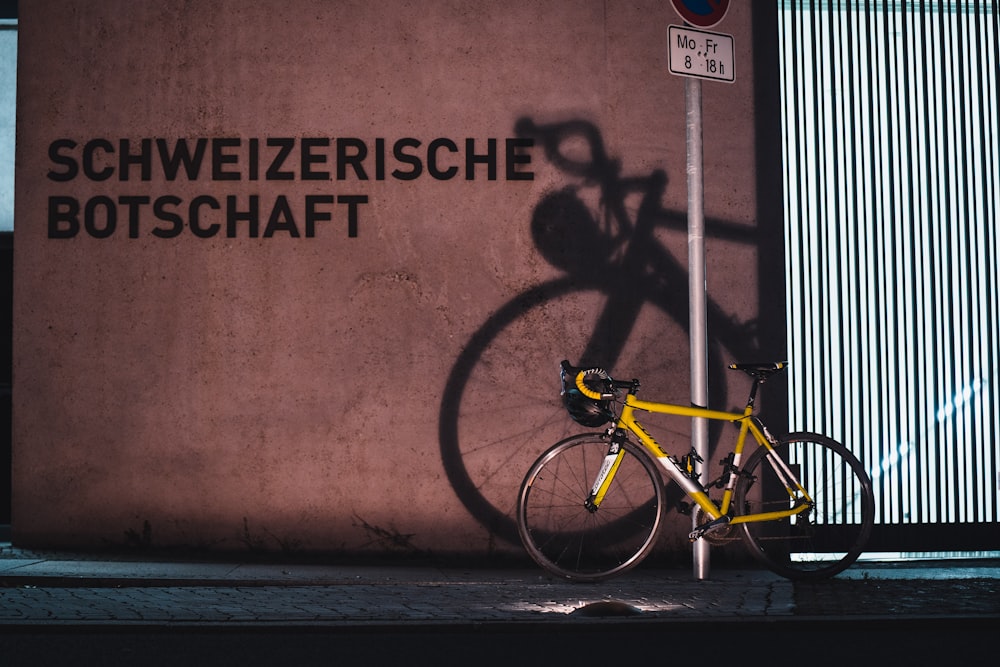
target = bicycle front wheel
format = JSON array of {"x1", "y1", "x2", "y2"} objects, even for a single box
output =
[
  {"x1": 517, "y1": 433, "x2": 664, "y2": 582},
  {"x1": 734, "y1": 432, "x2": 875, "y2": 580}
]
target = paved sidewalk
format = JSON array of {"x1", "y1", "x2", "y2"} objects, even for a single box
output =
[
  {"x1": 1, "y1": 545, "x2": 999, "y2": 627},
  {"x1": 2, "y1": 547, "x2": 998, "y2": 666},
  {"x1": 0, "y1": 554, "x2": 790, "y2": 626}
]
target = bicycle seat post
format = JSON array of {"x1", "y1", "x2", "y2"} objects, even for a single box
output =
[
  {"x1": 746, "y1": 376, "x2": 764, "y2": 411},
  {"x1": 729, "y1": 362, "x2": 788, "y2": 412}
]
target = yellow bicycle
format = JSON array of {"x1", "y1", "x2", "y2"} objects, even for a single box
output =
[{"x1": 516, "y1": 360, "x2": 875, "y2": 581}]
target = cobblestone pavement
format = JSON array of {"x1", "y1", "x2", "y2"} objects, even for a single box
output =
[
  {"x1": 0, "y1": 567, "x2": 793, "y2": 625},
  {"x1": 1, "y1": 547, "x2": 999, "y2": 627},
  {"x1": 1, "y1": 548, "x2": 998, "y2": 666},
  {"x1": 794, "y1": 576, "x2": 1000, "y2": 618}
]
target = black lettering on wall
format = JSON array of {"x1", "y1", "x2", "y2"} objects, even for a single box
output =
[
  {"x1": 84, "y1": 139, "x2": 114, "y2": 181},
  {"x1": 226, "y1": 195, "x2": 259, "y2": 238},
  {"x1": 47, "y1": 196, "x2": 79, "y2": 237},
  {"x1": 84, "y1": 196, "x2": 116, "y2": 238},
  {"x1": 428, "y1": 139, "x2": 459, "y2": 180},
  {"x1": 47, "y1": 139, "x2": 79, "y2": 182},
  {"x1": 190, "y1": 195, "x2": 221, "y2": 237},
  {"x1": 46, "y1": 194, "x2": 370, "y2": 239},
  {"x1": 375, "y1": 138, "x2": 386, "y2": 180},
  {"x1": 465, "y1": 138, "x2": 496, "y2": 180},
  {"x1": 42, "y1": 132, "x2": 533, "y2": 241},
  {"x1": 119, "y1": 138, "x2": 152, "y2": 181},
  {"x1": 337, "y1": 139, "x2": 368, "y2": 180},
  {"x1": 118, "y1": 195, "x2": 150, "y2": 238},
  {"x1": 506, "y1": 138, "x2": 534, "y2": 181},
  {"x1": 264, "y1": 196, "x2": 299, "y2": 237},
  {"x1": 305, "y1": 195, "x2": 335, "y2": 237},
  {"x1": 391, "y1": 138, "x2": 422, "y2": 180},
  {"x1": 46, "y1": 135, "x2": 536, "y2": 183},
  {"x1": 157, "y1": 139, "x2": 208, "y2": 181},
  {"x1": 338, "y1": 195, "x2": 368, "y2": 238},
  {"x1": 153, "y1": 195, "x2": 185, "y2": 238},
  {"x1": 301, "y1": 138, "x2": 331, "y2": 180},
  {"x1": 249, "y1": 138, "x2": 260, "y2": 181},
  {"x1": 265, "y1": 138, "x2": 295, "y2": 180},
  {"x1": 211, "y1": 139, "x2": 241, "y2": 181}
]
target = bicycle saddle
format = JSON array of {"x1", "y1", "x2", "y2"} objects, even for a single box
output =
[{"x1": 729, "y1": 361, "x2": 788, "y2": 379}]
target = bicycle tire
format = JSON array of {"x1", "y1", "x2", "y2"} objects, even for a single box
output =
[
  {"x1": 517, "y1": 433, "x2": 665, "y2": 582},
  {"x1": 734, "y1": 431, "x2": 875, "y2": 580}
]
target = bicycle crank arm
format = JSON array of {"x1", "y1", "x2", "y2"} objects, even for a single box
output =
[{"x1": 689, "y1": 515, "x2": 732, "y2": 542}]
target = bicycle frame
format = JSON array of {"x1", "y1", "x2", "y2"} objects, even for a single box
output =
[
  {"x1": 522, "y1": 364, "x2": 875, "y2": 581},
  {"x1": 588, "y1": 392, "x2": 814, "y2": 533}
]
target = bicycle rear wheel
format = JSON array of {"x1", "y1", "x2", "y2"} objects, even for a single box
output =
[
  {"x1": 734, "y1": 432, "x2": 875, "y2": 580},
  {"x1": 517, "y1": 433, "x2": 664, "y2": 582}
]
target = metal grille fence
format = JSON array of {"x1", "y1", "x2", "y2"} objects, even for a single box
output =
[{"x1": 778, "y1": 1, "x2": 1000, "y2": 534}]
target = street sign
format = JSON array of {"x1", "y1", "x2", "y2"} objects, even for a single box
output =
[
  {"x1": 668, "y1": 25, "x2": 735, "y2": 83},
  {"x1": 670, "y1": 0, "x2": 730, "y2": 29}
]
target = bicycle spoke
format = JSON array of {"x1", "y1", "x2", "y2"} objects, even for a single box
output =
[
  {"x1": 517, "y1": 434, "x2": 664, "y2": 581},
  {"x1": 735, "y1": 432, "x2": 875, "y2": 579}
]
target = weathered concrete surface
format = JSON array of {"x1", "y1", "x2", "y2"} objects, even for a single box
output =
[{"x1": 13, "y1": 1, "x2": 774, "y2": 557}]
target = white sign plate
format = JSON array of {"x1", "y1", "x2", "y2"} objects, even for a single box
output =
[{"x1": 668, "y1": 25, "x2": 735, "y2": 83}]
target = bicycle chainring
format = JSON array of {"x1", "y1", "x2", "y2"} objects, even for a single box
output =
[{"x1": 694, "y1": 506, "x2": 739, "y2": 546}]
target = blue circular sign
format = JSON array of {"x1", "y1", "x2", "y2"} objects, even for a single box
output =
[{"x1": 670, "y1": 0, "x2": 730, "y2": 29}]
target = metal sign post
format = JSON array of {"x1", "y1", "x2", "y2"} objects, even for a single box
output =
[
  {"x1": 668, "y1": 0, "x2": 733, "y2": 582},
  {"x1": 685, "y1": 77, "x2": 710, "y2": 581}
]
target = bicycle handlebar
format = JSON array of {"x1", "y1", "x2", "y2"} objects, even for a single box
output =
[{"x1": 560, "y1": 360, "x2": 631, "y2": 400}]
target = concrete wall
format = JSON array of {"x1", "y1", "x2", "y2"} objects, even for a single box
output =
[{"x1": 12, "y1": 0, "x2": 783, "y2": 558}]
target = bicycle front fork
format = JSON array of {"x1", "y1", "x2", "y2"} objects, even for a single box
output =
[{"x1": 584, "y1": 429, "x2": 629, "y2": 512}]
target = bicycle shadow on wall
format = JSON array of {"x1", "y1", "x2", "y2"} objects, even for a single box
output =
[{"x1": 438, "y1": 117, "x2": 769, "y2": 549}]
